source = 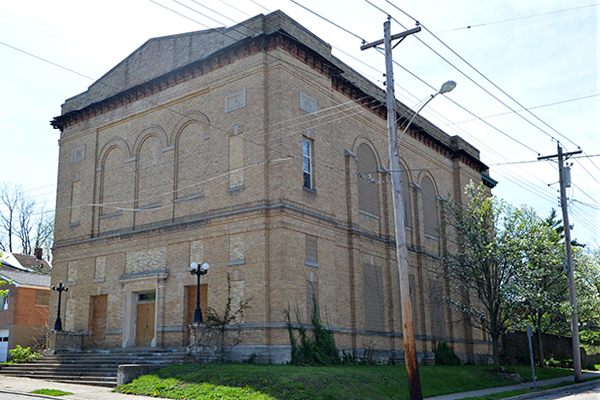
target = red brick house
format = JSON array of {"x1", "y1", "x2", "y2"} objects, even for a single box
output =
[{"x1": 0, "y1": 254, "x2": 51, "y2": 361}]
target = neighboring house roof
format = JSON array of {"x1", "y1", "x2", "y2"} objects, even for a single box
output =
[
  {"x1": 1, "y1": 253, "x2": 52, "y2": 272},
  {"x1": 0, "y1": 269, "x2": 51, "y2": 288}
]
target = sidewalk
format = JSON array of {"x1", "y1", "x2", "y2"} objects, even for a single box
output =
[
  {"x1": 0, "y1": 376, "x2": 152, "y2": 400},
  {"x1": 426, "y1": 370, "x2": 600, "y2": 400},
  {"x1": 1, "y1": 370, "x2": 599, "y2": 400}
]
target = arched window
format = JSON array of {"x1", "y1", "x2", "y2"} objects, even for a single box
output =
[
  {"x1": 357, "y1": 144, "x2": 380, "y2": 218},
  {"x1": 100, "y1": 146, "x2": 127, "y2": 215},
  {"x1": 176, "y1": 121, "x2": 209, "y2": 199},
  {"x1": 137, "y1": 135, "x2": 169, "y2": 209},
  {"x1": 421, "y1": 176, "x2": 439, "y2": 238}
]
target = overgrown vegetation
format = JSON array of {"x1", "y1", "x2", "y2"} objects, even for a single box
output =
[
  {"x1": 434, "y1": 342, "x2": 461, "y2": 366},
  {"x1": 9, "y1": 345, "x2": 40, "y2": 363},
  {"x1": 116, "y1": 364, "x2": 574, "y2": 400},
  {"x1": 284, "y1": 301, "x2": 341, "y2": 366},
  {"x1": 204, "y1": 274, "x2": 251, "y2": 358}
]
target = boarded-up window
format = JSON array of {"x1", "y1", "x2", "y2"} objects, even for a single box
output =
[
  {"x1": 187, "y1": 285, "x2": 208, "y2": 323},
  {"x1": 363, "y1": 263, "x2": 384, "y2": 331},
  {"x1": 35, "y1": 291, "x2": 49, "y2": 306},
  {"x1": 70, "y1": 180, "x2": 82, "y2": 224},
  {"x1": 306, "y1": 281, "x2": 318, "y2": 322},
  {"x1": 136, "y1": 135, "x2": 171, "y2": 226},
  {"x1": 421, "y1": 176, "x2": 439, "y2": 238},
  {"x1": 305, "y1": 234, "x2": 318, "y2": 266},
  {"x1": 91, "y1": 295, "x2": 107, "y2": 348},
  {"x1": 229, "y1": 233, "x2": 246, "y2": 264},
  {"x1": 429, "y1": 279, "x2": 446, "y2": 338},
  {"x1": 95, "y1": 256, "x2": 106, "y2": 279},
  {"x1": 176, "y1": 121, "x2": 208, "y2": 199},
  {"x1": 357, "y1": 144, "x2": 380, "y2": 218},
  {"x1": 400, "y1": 168, "x2": 412, "y2": 228},
  {"x1": 229, "y1": 132, "x2": 244, "y2": 188},
  {"x1": 67, "y1": 260, "x2": 77, "y2": 283},
  {"x1": 100, "y1": 147, "x2": 127, "y2": 215}
]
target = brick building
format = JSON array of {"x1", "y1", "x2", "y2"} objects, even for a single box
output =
[
  {"x1": 0, "y1": 254, "x2": 51, "y2": 361},
  {"x1": 50, "y1": 11, "x2": 495, "y2": 362}
]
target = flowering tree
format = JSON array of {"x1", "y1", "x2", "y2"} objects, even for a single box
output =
[{"x1": 440, "y1": 182, "x2": 526, "y2": 370}]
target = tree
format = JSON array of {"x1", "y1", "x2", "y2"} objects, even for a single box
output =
[
  {"x1": 511, "y1": 208, "x2": 569, "y2": 366},
  {"x1": 0, "y1": 251, "x2": 9, "y2": 303},
  {"x1": 0, "y1": 182, "x2": 21, "y2": 252},
  {"x1": 545, "y1": 208, "x2": 585, "y2": 249},
  {"x1": 574, "y1": 246, "x2": 600, "y2": 332},
  {"x1": 440, "y1": 182, "x2": 525, "y2": 370},
  {"x1": 0, "y1": 182, "x2": 54, "y2": 260}
]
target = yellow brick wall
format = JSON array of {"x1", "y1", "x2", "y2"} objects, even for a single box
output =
[{"x1": 51, "y1": 25, "x2": 489, "y2": 362}]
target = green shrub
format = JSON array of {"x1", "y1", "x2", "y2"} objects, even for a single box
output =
[
  {"x1": 433, "y1": 342, "x2": 461, "y2": 366},
  {"x1": 580, "y1": 330, "x2": 600, "y2": 346},
  {"x1": 9, "y1": 345, "x2": 40, "y2": 363}
]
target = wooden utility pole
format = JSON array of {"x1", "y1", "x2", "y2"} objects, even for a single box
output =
[
  {"x1": 538, "y1": 144, "x2": 583, "y2": 382},
  {"x1": 361, "y1": 18, "x2": 423, "y2": 400}
]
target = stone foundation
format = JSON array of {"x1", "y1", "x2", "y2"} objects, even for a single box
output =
[
  {"x1": 46, "y1": 330, "x2": 86, "y2": 354},
  {"x1": 117, "y1": 364, "x2": 162, "y2": 385},
  {"x1": 186, "y1": 322, "x2": 222, "y2": 362}
]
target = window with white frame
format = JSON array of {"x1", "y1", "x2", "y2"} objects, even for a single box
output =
[
  {"x1": 303, "y1": 138, "x2": 313, "y2": 190},
  {"x1": 0, "y1": 292, "x2": 8, "y2": 310}
]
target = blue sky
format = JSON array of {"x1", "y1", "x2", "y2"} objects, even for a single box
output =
[{"x1": 0, "y1": 0, "x2": 598, "y2": 245}]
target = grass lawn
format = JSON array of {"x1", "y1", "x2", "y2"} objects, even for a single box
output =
[
  {"x1": 116, "y1": 364, "x2": 575, "y2": 400},
  {"x1": 30, "y1": 389, "x2": 74, "y2": 396}
]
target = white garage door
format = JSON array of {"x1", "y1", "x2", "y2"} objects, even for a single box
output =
[{"x1": 0, "y1": 330, "x2": 9, "y2": 362}]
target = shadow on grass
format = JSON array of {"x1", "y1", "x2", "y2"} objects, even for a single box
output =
[{"x1": 116, "y1": 364, "x2": 575, "y2": 400}]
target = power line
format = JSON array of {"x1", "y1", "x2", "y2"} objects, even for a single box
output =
[
  {"x1": 382, "y1": 0, "x2": 582, "y2": 151},
  {"x1": 439, "y1": 93, "x2": 600, "y2": 128},
  {"x1": 0, "y1": 41, "x2": 95, "y2": 81},
  {"x1": 437, "y1": 3, "x2": 599, "y2": 33},
  {"x1": 3, "y1": 0, "x2": 596, "y2": 241},
  {"x1": 278, "y1": 1, "x2": 586, "y2": 216}
]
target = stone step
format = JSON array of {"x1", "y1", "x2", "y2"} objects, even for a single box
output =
[
  {"x1": 6, "y1": 356, "x2": 186, "y2": 366},
  {"x1": 0, "y1": 369, "x2": 116, "y2": 378},
  {"x1": 0, "y1": 347, "x2": 188, "y2": 387}
]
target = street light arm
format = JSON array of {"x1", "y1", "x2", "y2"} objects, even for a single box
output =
[
  {"x1": 396, "y1": 80, "x2": 456, "y2": 152},
  {"x1": 398, "y1": 93, "x2": 437, "y2": 144}
]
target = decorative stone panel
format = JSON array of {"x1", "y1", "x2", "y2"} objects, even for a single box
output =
[{"x1": 125, "y1": 247, "x2": 166, "y2": 275}]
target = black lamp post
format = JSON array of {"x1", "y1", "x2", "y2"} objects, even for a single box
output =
[
  {"x1": 189, "y1": 262, "x2": 210, "y2": 322},
  {"x1": 52, "y1": 281, "x2": 68, "y2": 331}
]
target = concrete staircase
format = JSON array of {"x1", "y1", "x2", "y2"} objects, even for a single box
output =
[{"x1": 0, "y1": 347, "x2": 189, "y2": 387}]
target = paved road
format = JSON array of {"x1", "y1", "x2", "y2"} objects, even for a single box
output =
[
  {"x1": 0, "y1": 394, "x2": 50, "y2": 400},
  {"x1": 517, "y1": 378, "x2": 600, "y2": 400}
]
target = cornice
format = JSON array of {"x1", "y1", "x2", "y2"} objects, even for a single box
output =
[{"x1": 51, "y1": 28, "x2": 486, "y2": 172}]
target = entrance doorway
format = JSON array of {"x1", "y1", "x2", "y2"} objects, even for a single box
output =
[{"x1": 135, "y1": 292, "x2": 156, "y2": 347}]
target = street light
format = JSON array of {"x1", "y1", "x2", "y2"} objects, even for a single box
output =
[
  {"x1": 398, "y1": 80, "x2": 457, "y2": 145},
  {"x1": 52, "y1": 281, "x2": 68, "y2": 331},
  {"x1": 189, "y1": 262, "x2": 210, "y2": 322}
]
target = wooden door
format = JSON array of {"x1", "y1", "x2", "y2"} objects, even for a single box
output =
[
  {"x1": 136, "y1": 301, "x2": 155, "y2": 347},
  {"x1": 91, "y1": 295, "x2": 107, "y2": 348}
]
